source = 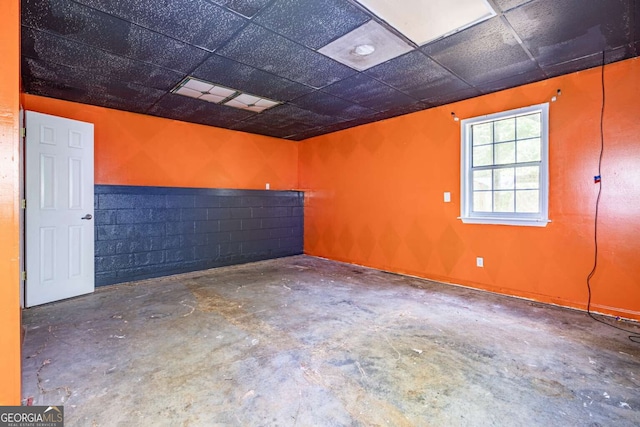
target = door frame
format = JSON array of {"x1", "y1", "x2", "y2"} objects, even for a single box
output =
[{"x1": 19, "y1": 107, "x2": 24, "y2": 308}]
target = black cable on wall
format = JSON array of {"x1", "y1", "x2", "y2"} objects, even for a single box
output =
[{"x1": 585, "y1": 51, "x2": 639, "y2": 344}]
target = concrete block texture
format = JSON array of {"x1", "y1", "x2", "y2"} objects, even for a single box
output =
[{"x1": 94, "y1": 185, "x2": 303, "y2": 285}]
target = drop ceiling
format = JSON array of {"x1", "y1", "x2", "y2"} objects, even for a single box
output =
[{"x1": 21, "y1": 0, "x2": 639, "y2": 141}]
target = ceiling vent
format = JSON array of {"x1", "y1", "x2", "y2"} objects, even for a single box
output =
[{"x1": 319, "y1": 20, "x2": 413, "y2": 71}]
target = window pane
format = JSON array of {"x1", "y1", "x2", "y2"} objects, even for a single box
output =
[
  {"x1": 494, "y1": 191, "x2": 515, "y2": 212},
  {"x1": 516, "y1": 190, "x2": 539, "y2": 213},
  {"x1": 473, "y1": 170, "x2": 492, "y2": 191},
  {"x1": 473, "y1": 145, "x2": 493, "y2": 167},
  {"x1": 494, "y1": 118, "x2": 515, "y2": 142},
  {"x1": 516, "y1": 166, "x2": 539, "y2": 189},
  {"x1": 494, "y1": 167, "x2": 514, "y2": 190},
  {"x1": 517, "y1": 138, "x2": 541, "y2": 163},
  {"x1": 472, "y1": 123, "x2": 493, "y2": 146},
  {"x1": 473, "y1": 191, "x2": 492, "y2": 212},
  {"x1": 516, "y1": 113, "x2": 540, "y2": 139},
  {"x1": 495, "y1": 142, "x2": 515, "y2": 165},
  {"x1": 462, "y1": 105, "x2": 547, "y2": 225}
]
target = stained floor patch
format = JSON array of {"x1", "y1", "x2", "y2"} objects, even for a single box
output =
[{"x1": 21, "y1": 255, "x2": 640, "y2": 426}]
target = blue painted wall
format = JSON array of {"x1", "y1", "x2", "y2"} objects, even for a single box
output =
[{"x1": 94, "y1": 185, "x2": 303, "y2": 286}]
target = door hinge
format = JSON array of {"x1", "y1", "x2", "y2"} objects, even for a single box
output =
[
  {"x1": 21, "y1": 271, "x2": 26, "y2": 281},
  {"x1": 21, "y1": 199, "x2": 26, "y2": 209},
  {"x1": 20, "y1": 127, "x2": 26, "y2": 138}
]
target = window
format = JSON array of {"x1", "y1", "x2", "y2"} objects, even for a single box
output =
[{"x1": 460, "y1": 103, "x2": 549, "y2": 227}]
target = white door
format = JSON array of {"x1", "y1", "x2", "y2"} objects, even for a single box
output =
[{"x1": 25, "y1": 111, "x2": 95, "y2": 307}]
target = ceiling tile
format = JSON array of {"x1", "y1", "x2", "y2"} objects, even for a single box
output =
[
  {"x1": 22, "y1": 27, "x2": 183, "y2": 91},
  {"x1": 22, "y1": 57, "x2": 165, "y2": 113},
  {"x1": 73, "y1": 0, "x2": 246, "y2": 51},
  {"x1": 288, "y1": 100, "x2": 434, "y2": 139},
  {"x1": 422, "y1": 17, "x2": 538, "y2": 86},
  {"x1": 291, "y1": 116, "x2": 382, "y2": 140},
  {"x1": 215, "y1": 24, "x2": 356, "y2": 88},
  {"x1": 318, "y1": 20, "x2": 413, "y2": 71},
  {"x1": 423, "y1": 86, "x2": 482, "y2": 106},
  {"x1": 21, "y1": 0, "x2": 209, "y2": 73},
  {"x1": 284, "y1": 128, "x2": 328, "y2": 141},
  {"x1": 229, "y1": 121, "x2": 295, "y2": 139},
  {"x1": 364, "y1": 101, "x2": 431, "y2": 122},
  {"x1": 148, "y1": 93, "x2": 256, "y2": 128},
  {"x1": 319, "y1": 119, "x2": 367, "y2": 133},
  {"x1": 264, "y1": 104, "x2": 339, "y2": 129},
  {"x1": 322, "y1": 73, "x2": 420, "y2": 112},
  {"x1": 207, "y1": 0, "x2": 272, "y2": 18},
  {"x1": 191, "y1": 54, "x2": 313, "y2": 101},
  {"x1": 505, "y1": 0, "x2": 633, "y2": 67},
  {"x1": 366, "y1": 50, "x2": 472, "y2": 101},
  {"x1": 356, "y1": 0, "x2": 496, "y2": 46},
  {"x1": 231, "y1": 104, "x2": 337, "y2": 138},
  {"x1": 542, "y1": 45, "x2": 635, "y2": 79},
  {"x1": 492, "y1": 0, "x2": 534, "y2": 12},
  {"x1": 476, "y1": 68, "x2": 546, "y2": 94},
  {"x1": 255, "y1": 0, "x2": 370, "y2": 49},
  {"x1": 636, "y1": 2, "x2": 640, "y2": 43},
  {"x1": 542, "y1": 55, "x2": 604, "y2": 80},
  {"x1": 290, "y1": 91, "x2": 377, "y2": 120},
  {"x1": 18, "y1": 0, "x2": 640, "y2": 140}
]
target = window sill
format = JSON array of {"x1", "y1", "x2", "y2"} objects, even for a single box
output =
[{"x1": 459, "y1": 217, "x2": 550, "y2": 227}]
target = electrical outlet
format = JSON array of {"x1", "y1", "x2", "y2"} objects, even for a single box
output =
[
  {"x1": 476, "y1": 257, "x2": 484, "y2": 268},
  {"x1": 266, "y1": 183, "x2": 270, "y2": 190}
]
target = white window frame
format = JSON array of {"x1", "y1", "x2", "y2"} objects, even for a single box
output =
[{"x1": 460, "y1": 103, "x2": 549, "y2": 227}]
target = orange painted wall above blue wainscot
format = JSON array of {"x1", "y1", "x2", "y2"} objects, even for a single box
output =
[
  {"x1": 299, "y1": 57, "x2": 640, "y2": 321},
  {"x1": 22, "y1": 94, "x2": 299, "y2": 190}
]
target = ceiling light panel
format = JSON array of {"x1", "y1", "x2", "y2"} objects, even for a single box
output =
[
  {"x1": 175, "y1": 86, "x2": 204, "y2": 99},
  {"x1": 171, "y1": 77, "x2": 280, "y2": 113},
  {"x1": 209, "y1": 85, "x2": 237, "y2": 98},
  {"x1": 223, "y1": 93, "x2": 280, "y2": 113},
  {"x1": 234, "y1": 93, "x2": 262, "y2": 105},
  {"x1": 318, "y1": 20, "x2": 413, "y2": 71},
  {"x1": 355, "y1": 0, "x2": 496, "y2": 46},
  {"x1": 200, "y1": 94, "x2": 228, "y2": 103},
  {"x1": 183, "y1": 78, "x2": 214, "y2": 93},
  {"x1": 173, "y1": 77, "x2": 237, "y2": 102}
]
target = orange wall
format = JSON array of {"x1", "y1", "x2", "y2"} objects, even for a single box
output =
[
  {"x1": 0, "y1": 0, "x2": 22, "y2": 404},
  {"x1": 22, "y1": 95, "x2": 299, "y2": 190},
  {"x1": 300, "y1": 58, "x2": 640, "y2": 321}
]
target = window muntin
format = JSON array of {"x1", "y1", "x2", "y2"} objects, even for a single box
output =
[{"x1": 461, "y1": 104, "x2": 549, "y2": 226}]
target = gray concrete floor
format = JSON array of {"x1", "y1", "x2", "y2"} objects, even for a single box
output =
[{"x1": 22, "y1": 255, "x2": 640, "y2": 426}]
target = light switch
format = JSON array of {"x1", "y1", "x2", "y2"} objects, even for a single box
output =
[{"x1": 444, "y1": 192, "x2": 451, "y2": 203}]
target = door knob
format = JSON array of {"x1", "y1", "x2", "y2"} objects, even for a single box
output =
[{"x1": 81, "y1": 214, "x2": 93, "y2": 220}]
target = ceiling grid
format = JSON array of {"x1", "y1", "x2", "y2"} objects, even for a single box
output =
[{"x1": 21, "y1": 0, "x2": 639, "y2": 140}]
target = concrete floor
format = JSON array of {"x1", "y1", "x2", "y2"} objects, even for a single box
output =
[{"x1": 22, "y1": 255, "x2": 640, "y2": 426}]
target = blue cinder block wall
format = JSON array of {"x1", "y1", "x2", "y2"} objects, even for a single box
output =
[{"x1": 94, "y1": 185, "x2": 303, "y2": 286}]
